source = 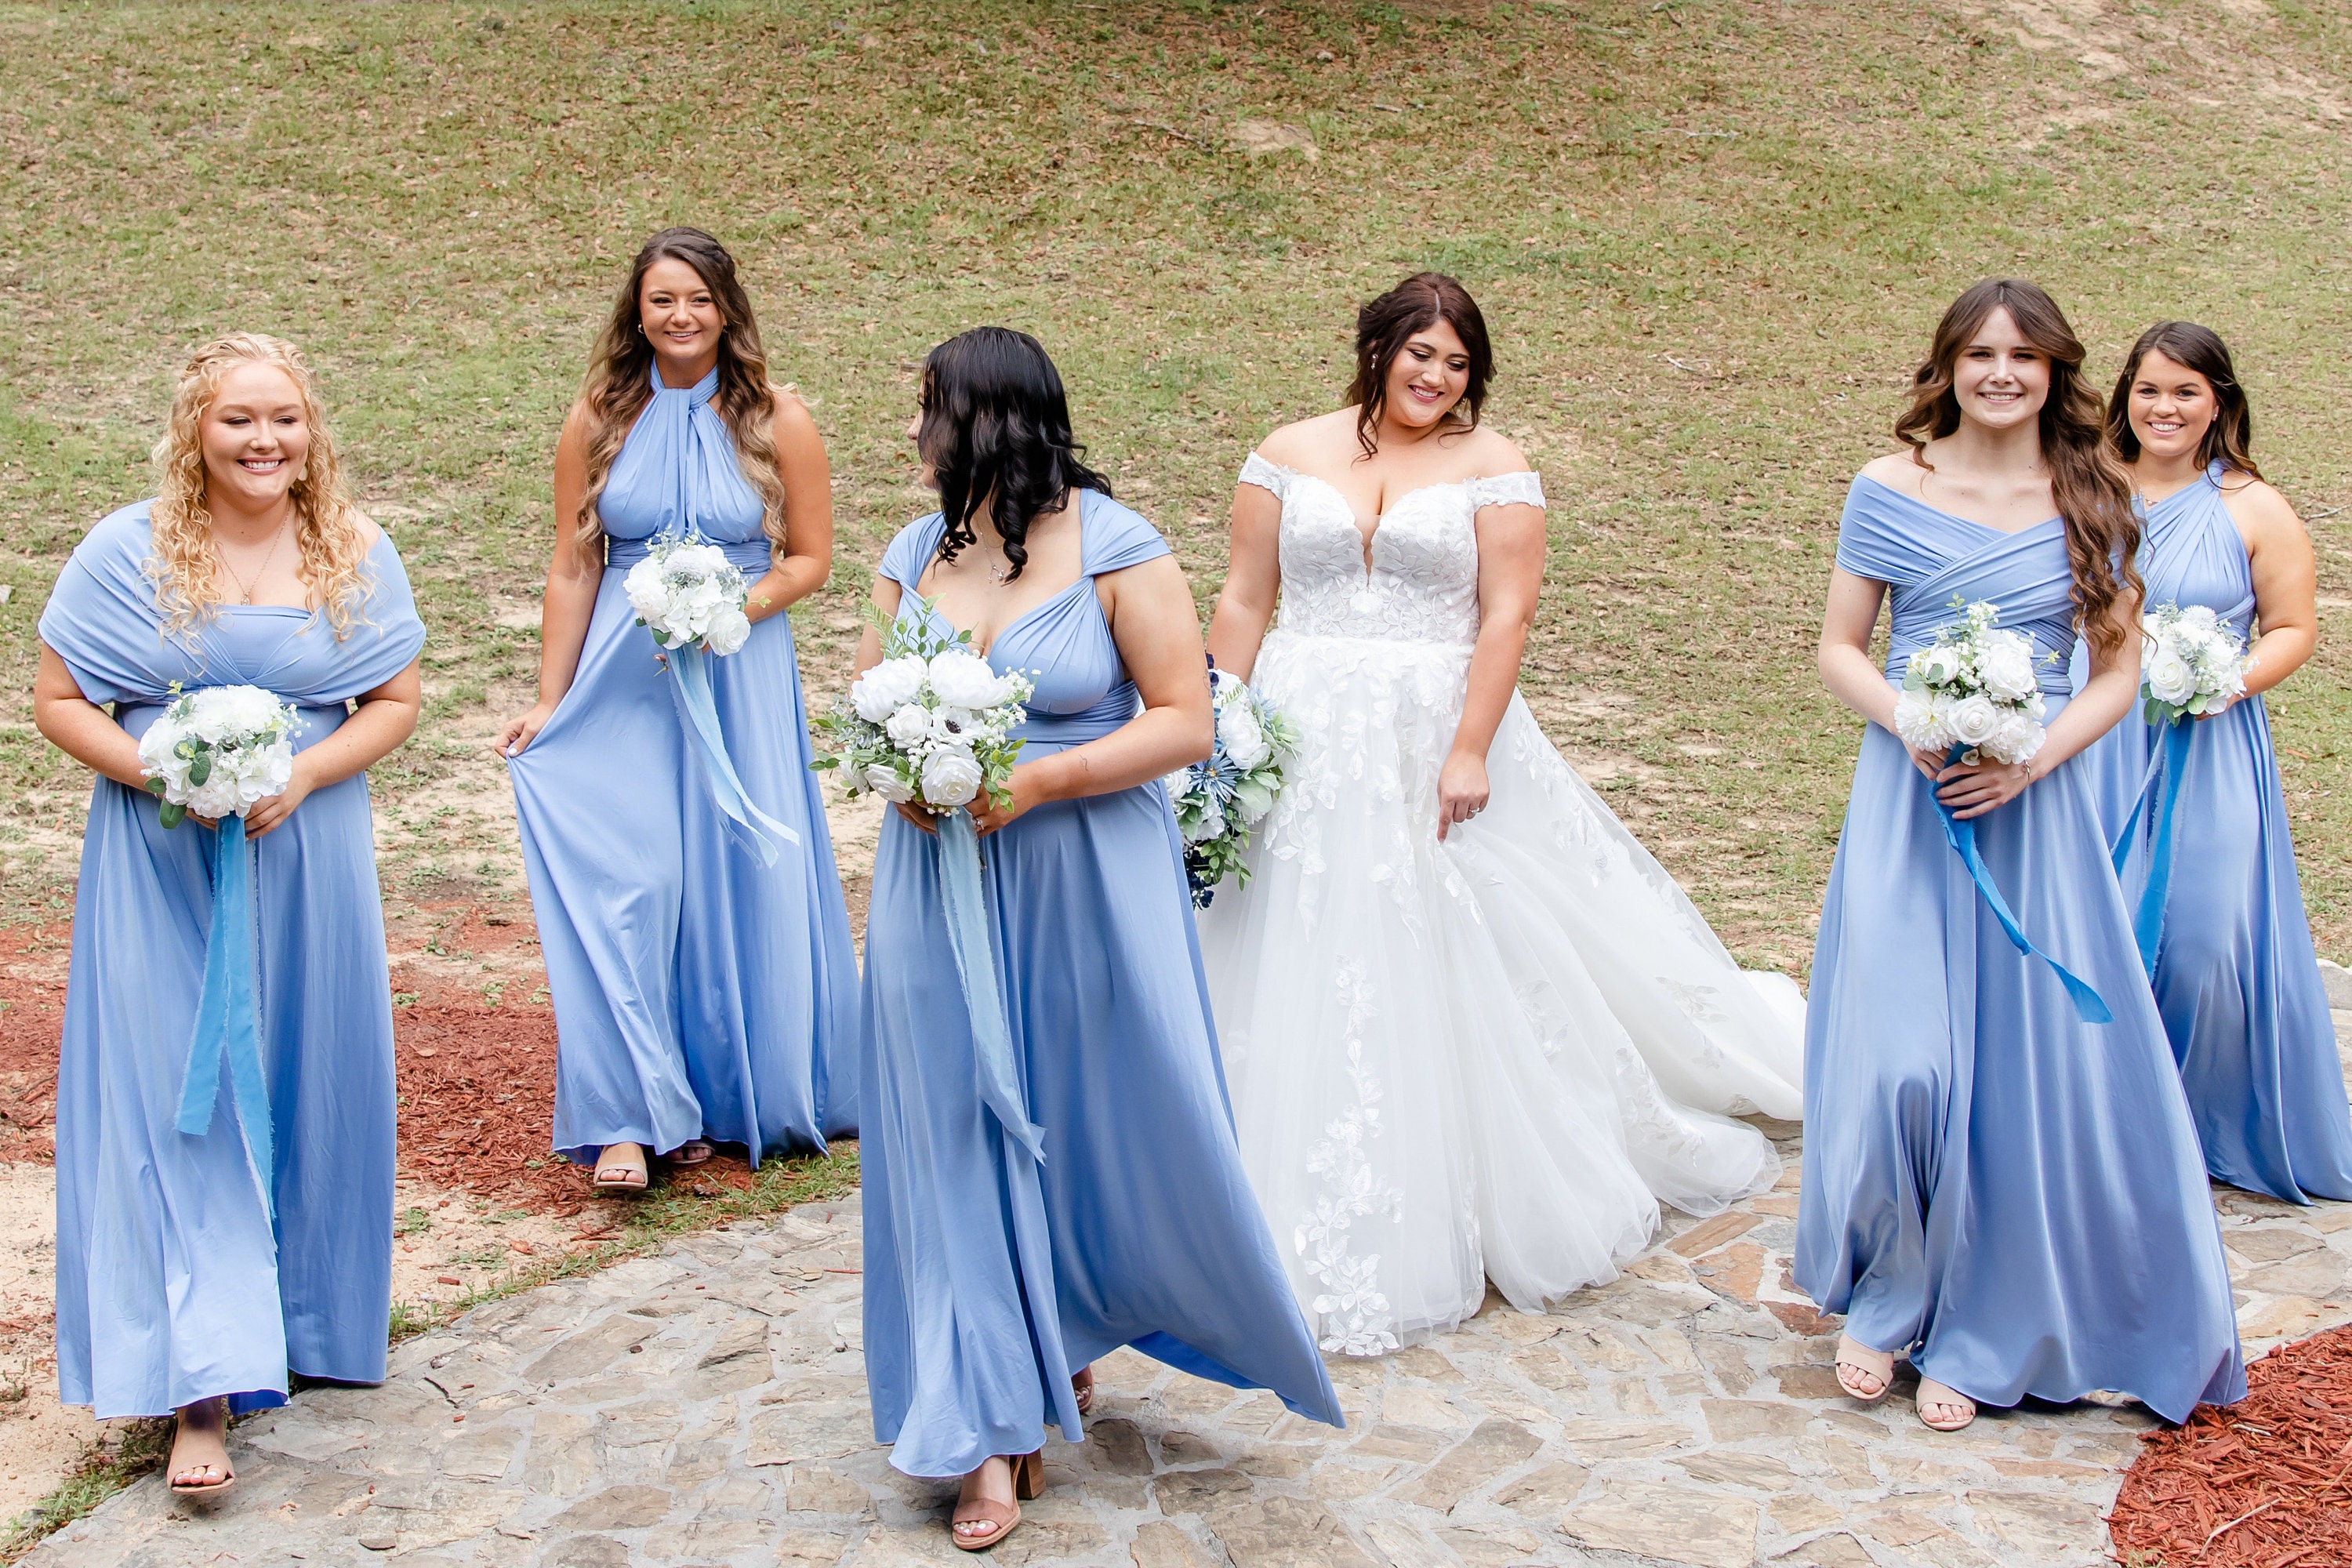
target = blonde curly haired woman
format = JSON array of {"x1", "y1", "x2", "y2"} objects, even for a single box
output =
[{"x1": 34, "y1": 334, "x2": 424, "y2": 1496}]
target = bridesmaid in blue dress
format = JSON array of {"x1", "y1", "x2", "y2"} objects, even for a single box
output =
[
  {"x1": 33, "y1": 334, "x2": 424, "y2": 1494},
  {"x1": 1798, "y1": 281, "x2": 2243, "y2": 1433},
  {"x1": 2071, "y1": 322, "x2": 2352, "y2": 1202},
  {"x1": 857, "y1": 328, "x2": 1341, "y2": 1551},
  {"x1": 499, "y1": 229, "x2": 858, "y2": 1190}
]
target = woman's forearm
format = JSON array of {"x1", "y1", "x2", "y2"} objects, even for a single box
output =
[
  {"x1": 534, "y1": 561, "x2": 601, "y2": 706},
  {"x1": 1820, "y1": 644, "x2": 1902, "y2": 733},
  {"x1": 1203, "y1": 587, "x2": 1275, "y2": 684},
  {"x1": 297, "y1": 692, "x2": 423, "y2": 791},
  {"x1": 2243, "y1": 626, "x2": 2316, "y2": 698},
  {"x1": 2036, "y1": 662, "x2": 2132, "y2": 771},
  {"x1": 1025, "y1": 706, "x2": 1212, "y2": 806},
  {"x1": 748, "y1": 552, "x2": 829, "y2": 622},
  {"x1": 1446, "y1": 619, "x2": 1530, "y2": 762}
]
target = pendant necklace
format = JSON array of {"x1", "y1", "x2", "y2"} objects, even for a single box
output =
[{"x1": 220, "y1": 522, "x2": 291, "y2": 604}]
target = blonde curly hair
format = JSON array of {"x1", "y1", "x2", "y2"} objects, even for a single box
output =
[{"x1": 147, "y1": 332, "x2": 372, "y2": 639}]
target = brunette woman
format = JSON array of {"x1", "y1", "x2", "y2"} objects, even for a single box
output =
[{"x1": 1798, "y1": 281, "x2": 2242, "y2": 1432}]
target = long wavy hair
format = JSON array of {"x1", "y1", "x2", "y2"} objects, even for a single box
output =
[
  {"x1": 916, "y1": 327, "x2": 1110, "y2": 583},
  {"x1": 572, "y1": 227, "x2": 787, "y2": 566},
  {"x1": 147, "y1": 332, "x2": 372, "y2": 640},
  {"x1": 1346, "y1": 272, "x2": 1494, "y2": 459},
  {"x1": 2107, "y1": 321, "x2": 2260, "y2": 481},
  {"x1": 1895, "y1": 278, "x2": 2140, "y2": 659}
]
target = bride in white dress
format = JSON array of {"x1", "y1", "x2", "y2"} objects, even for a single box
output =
[{"x1": 1198, "y1": 273, "x2": 1805, "y2": 1355}]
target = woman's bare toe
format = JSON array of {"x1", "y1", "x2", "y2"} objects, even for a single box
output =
[
  {"x1": 1916, "y1": 1377, "x2": 1978, "y2": 1432},
  {"x1": 1833, "y1": 1334, "x2": 1895, "y2": 1404}
]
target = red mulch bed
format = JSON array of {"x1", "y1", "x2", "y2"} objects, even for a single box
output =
[
  {"x1": 2108, "y1": 1324, "x2": 2352, "y2": 1566},
  {"x1": 0, "y1": 913, "x2": 771, "y2": 1216}
]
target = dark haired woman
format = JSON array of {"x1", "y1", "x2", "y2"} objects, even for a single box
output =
[
  {"x1": 498, "y1": 228, "x2": 858, "y2": 1190},
  {"x1": 1197, "y1": 271, "x2": 1804, "y2": 1356},
  {"x1": 2067, "y1": 323, "x2": 2350, "y2": 1203},
  {"x1": 858, "y1": 327, "x2": 1339, "y2": 1550},
  {"x1": 1798, "y1": 280, "x2": 2241, "y2": 1432}
]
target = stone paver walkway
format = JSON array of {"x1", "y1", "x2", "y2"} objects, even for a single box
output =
[{"x1": 30, "y1": 1114, "x2": 2352, "y2": 1568}]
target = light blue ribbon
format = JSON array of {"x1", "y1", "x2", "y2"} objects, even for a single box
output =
[
  {"x1": 2110, "y1": 717, "x2": 2196, "y2": 978},
  {"x1": 1930, "y1": 747, "x2": 2112, "y2": 1025},
  {"x1": 664, "y1": 641, "x2": 800, "y2": 866},
  {"x1": 175, "y1": 813, "x2": 278, "y2": 1217},
  {"x1": 935, "y1": 809, "x2": 1047, "y2": 1165}
]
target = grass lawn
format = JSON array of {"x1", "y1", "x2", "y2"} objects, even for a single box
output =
[{"x1": 2, "y1": 0, "x2": 2350, "y2": 969}]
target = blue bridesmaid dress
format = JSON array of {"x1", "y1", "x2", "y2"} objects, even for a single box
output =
[
  {"x1": 38, "y1": 503, "x2": 424, "y2": 1418},
  {"x1": 860, "y1": 492, "x2": 1343, "y2": 1478},
  {"x1": 2072, "y1": 462, "x2": 2352, "y2": 1203},
  {"x1": 1796, "y1": 475, "x2": 2244, "y2": 1424},
  {"x1": 507, "y1": 368, "x2": 860, "y2": 1163}
]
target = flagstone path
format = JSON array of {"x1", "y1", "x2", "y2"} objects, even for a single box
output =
[{"x1": 27, "y1": 1108, "x2": 2352, "y2": 1568}]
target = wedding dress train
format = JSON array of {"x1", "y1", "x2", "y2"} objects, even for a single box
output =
[{"x1": 1197, "y1": 454, "x2": 1805, "y2": 1353}]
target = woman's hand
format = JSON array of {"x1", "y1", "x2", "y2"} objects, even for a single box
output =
[
  {"x1": 243, "y1": 755, "x2": 319, "y2": 840},
  {"x1": 1935, "y1": 755, "x2": 2034, "y2": 820},
  {"x1": 1436, "y1": 750, "x2": 1491, "y2": 842},
  {"x1": 971, "y1": 761, "x2": 1052, "y2": 837},
  {"x1": 495, "y1": 699, "x2": 557, "y2": 759},
  {"x1": 893, "y1": 800, "x2": 939, "y2": 835},
  {"x1": 2194, "y1": 693, "x2": 2245, "y2": 721},
  {"x1": 1907, "y1": 745, "x2": 1950, "y2": 781}
]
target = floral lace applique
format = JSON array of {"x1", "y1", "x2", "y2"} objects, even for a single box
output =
[{"x1": 1296, "y1": 959, "x2": 1403, "y2": 1356}]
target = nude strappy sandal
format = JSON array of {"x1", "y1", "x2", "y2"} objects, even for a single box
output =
[{"x1": 951, "y1": 1450, "x2": 1043, "y2": 1552}]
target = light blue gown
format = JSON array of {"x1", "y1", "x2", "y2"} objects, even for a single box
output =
[
  {"x1": 860, "y1": 493, "x2": 1344, "y2": 1479},
  {"x1": 2071, "y1": 462, "x2": 2352, "y2": 1203},
  {"x1": 38, "y1": 503, "x2": 424, "y2": 1419},
  {"x1": 508, "y1": 368, "x2": 859, "y2": 1163},
  {"x1": 1796, "y1": 476, "x2": 2244, "y2": 1424}
]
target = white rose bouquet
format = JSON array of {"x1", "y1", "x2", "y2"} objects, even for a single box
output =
[
  {"x1": 1891, "y1": 597, "x2": 2050, "y2": 768},
  {"x1": 811, "y1": 596, "x2": 1034, "y2": 813},
  {"x1": 622, "y1": 535, "x2": 754, "y2": 656},
  {"x1": 1163, "y1": 667, "x2": 1299, "y2": 907},
  {"x1": 136, "y1": 683, "x2": 303, "y2": 829},
  {"x1": 2138, "y1": 601, "x2": 2251, "y2": 725}
]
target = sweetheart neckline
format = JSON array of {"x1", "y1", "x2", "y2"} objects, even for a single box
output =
[
  {"x1": 1250, "y1": 455, "x2": 1536, "y2": 578},
  {"x1": 906, "y1": 492, "x2": 1102, "y2": 660}
]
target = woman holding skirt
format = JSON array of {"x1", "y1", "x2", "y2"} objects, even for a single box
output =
[
  {"x1": 1798, "y1": 280, "x2": 2242, "y2": 1432},
  {"x1": 857, "y1": 328, "x2": 1341, "y2": 1552},
  {"x1": 34, "y1": 333, "x2": 425, "y2": 1492},
  {"x1": 2071, "y1": 322, "x2": 2352, "y2": 1202},
  {"x1": 499, "y1": 228, "x2": 859, "y2": 1190}
]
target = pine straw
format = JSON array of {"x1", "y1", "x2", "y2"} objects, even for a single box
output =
[{"x1": 2108, "y1": 1324, "x2": 2352, "y2": 1567}]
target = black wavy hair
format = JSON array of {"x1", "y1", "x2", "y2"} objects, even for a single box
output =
[{"x1": 916, "y1": 326, "x2": 1111, "y2": 582}]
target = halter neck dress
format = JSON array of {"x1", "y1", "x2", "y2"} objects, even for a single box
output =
[
  {"x1": 39, "y1": 503, "x2": 424, "y2": 1417},
  {"x1": 859, "y1": 493, "x2": 1341, "y2": 1479},
  {"x1": 506, "y1": 367, "x2": 860, "y2": 1163},
  {"x1": 1795, "y1": 474, "x2": 2243, "y2": 1423},
  {"x1": 2072, "y1": 461, "x2": 2352, "y2": 1203}
]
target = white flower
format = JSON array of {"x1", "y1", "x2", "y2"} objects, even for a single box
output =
[
  {"x1": 927, "y1": 649, "x2": 1015, "y2": 710},
  {"x1": 2147, "y1": 647, "x2": 2197, "y2": 706},
  {"x1": 884, "y1": 703, "x2": 935, "y2": 749},
  {"x1": 1986, "y1": 710, "x2": 2045, "y2": 765},
  {"x1": 2177, "y1": 604, "x2": 2220, "y2": 636},
  {"x1": 1163, "y1": 767, "x2": 1197, "y2": 802},
  {"x1": 1893, "y1": 690, "x2": 1951, "y2": 751},
  {"x1": 919, "y1": 746, "x2": 983, "y2": 808},
  {"x1": 865, "y1": 762, "x2": 915, "y2": 803},
  {"x1": 705, "y1": 608, "x2": 752, "y2": 656},
  {"x1": 853, "y1": 656, "x2": 931, "y2": 723},
  {"x1": 1977, "y1": 633, "x2": 2039, "y2": 703},
  {"x1": 1187, "y1": 797, "x2": 1228, "y2": 843},
  {"x1": 1218, "y1": 699, "x2": 1272, "y2": 772},
  {"x1": 1947, "y1": 694, "x2": 2002, "y2": 747},
  {"x1": 1912, "y1": 644, "x2": 1965, "y2": 688}
]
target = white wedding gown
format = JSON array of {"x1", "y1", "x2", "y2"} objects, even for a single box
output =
[{"x1": 1197, "y1": 454, "x2": 1806, "y2": 1356}]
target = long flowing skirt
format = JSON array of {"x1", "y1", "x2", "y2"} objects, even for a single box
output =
[
  {"x1": 861, "y1": 780, "x2": 1341, "y2": 1479},
  {"x1": 1199, "y1": 630, "x2": 1803, "y2": 1353},
  {"x1": 1797, "y1": 715, "x2": 2244, "y2": 1421},
  {"x1": 2077, "y1": 697, "x2": 2352, "y2": 1203},
  {"x1": 509, "y1": 573, "x2": 861, "y2": 1162},
  {"x1": 56, "y1": 710, "x2": 393, "y2": 1419}
]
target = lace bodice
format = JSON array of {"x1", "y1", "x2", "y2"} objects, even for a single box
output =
[{"x1": 1240, "y1": 453, "x2": 1546, "y2": 647}]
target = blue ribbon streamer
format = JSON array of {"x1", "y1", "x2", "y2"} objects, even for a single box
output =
[
  {"x1": 1930, "y1": 747, "x2": 2112, "y2": 1025},
  {"x1": 2109, "y1": 717, "x2": 2196, "y2": 978},
  {"x1": 664, "y1": 641, "x2": 801, "y2": 866},
  {"x1": 935, "y1": 810, "x2": 1047, "y2": 1166},
  {"x1": 174, "y1": 813, "x2": 278, "y2": 1218}
]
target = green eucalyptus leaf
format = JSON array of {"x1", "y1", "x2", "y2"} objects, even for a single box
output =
[
  {"x1": 187, "y1": 751, "x2": 212, "y2": 787},
  {"x1": 158, "y1": 800, "x2": 186, "y2": 829}
]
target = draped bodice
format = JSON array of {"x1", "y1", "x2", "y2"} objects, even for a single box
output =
[
  {"x1": 879, "y1": 492, "x2": 1173, "y2": 756},
  {"x1": 38, "y1": 503, "x2": 427, "y2": 746},
  {"x1": 1239, "y1": 453, "x2": 1546, "y2": 647},
  {"x1": 598, "y1": 366, "x2": 768, "y2": 555},
  {"x1": 1835, "y1": 475, "x2": 2078, "y2": 697},
  {"x1": 2139, "y1": 462, "x2": 2255, "y2": 633}
]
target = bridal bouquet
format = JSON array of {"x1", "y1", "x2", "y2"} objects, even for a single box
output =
[
  {"x1": 2139, "y1": 602, "x2": 2250, "y2": 724},
  {"x1": 812, "y1": 597, "x2": 1034, "y2": 812},
  {"x1": 1164, "y1": 670, "x2": 1298, "y2": 907},
  {"x1": 622, "y1": 535, "x2": 753, "y2": 655},
  {"x1": 136, "y1": 683, "x2": 302, "y2": 829},
  {"x1": 1891, "y1": 597, "x2": 2049, "y2": 767}
]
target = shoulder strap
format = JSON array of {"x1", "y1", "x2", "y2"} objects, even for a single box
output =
[
  {"x1": 1080, "y1": 492, "x2": 1173, "y2": 575},
  {"x1": 1238, "y1": 451, "x2": 1291, "y2": 502},
  {"x1": 880, "y1": 514, "x2": 949, "y2": 590},
  {"x1": 1467, "y1": 470, "x2": 1545, "y2": 511}
]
